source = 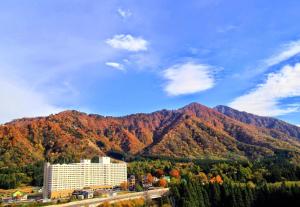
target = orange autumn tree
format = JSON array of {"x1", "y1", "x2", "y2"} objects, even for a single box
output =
[
  {"x1": 209, "y1": 175, "x2": 223, "y2": 184},
  {"x1": 146, "y1": 173, "x2": 154, "y2": 184},
  {"x1": 99, "y1": 198, "x2": 145, "y2": 207},
  {"x1": 155, "y1": 169, "x2": 164, "y2": 178},
  {"x1": 170, "y1": 169, "x2": 180, "y2": 179},
  {"x1": 158, "y1": 178, "x2": 168, "y2": 188},
  {"x1": 99, "y1": 201, "x2": 110, "y2": 207},
  {"x1": 120, "y1": 181, "x2": 128, "y2": 190},
  {"x1": 215, "y1": 175, "x2": 223, "y2": 184}
]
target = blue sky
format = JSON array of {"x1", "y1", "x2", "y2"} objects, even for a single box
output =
[{"x1": 1, "y1": 0, "x2": 300, "y2": 125}]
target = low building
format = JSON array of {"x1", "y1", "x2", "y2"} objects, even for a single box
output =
[
  {"x1": 153, "y1": 176, "x2": 159, "y2": 183},
  {"x1": 43, "y1": 156, "x2": 127, "y2": 199},
  {"x1": 82, "y1": 190, "x2": 94, "y2": 199},
  {"x1": 128, "y1": 175, "x2": 136, "y2": 187},
  {"x1": 72, "y1": 189, "x2": 93, "y2": 199}
]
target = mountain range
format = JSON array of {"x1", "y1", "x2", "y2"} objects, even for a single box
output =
[{"x1": 1, "y1": 102, "x2": 300, "y2": 167}]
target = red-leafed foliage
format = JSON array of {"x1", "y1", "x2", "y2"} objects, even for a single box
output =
[
  {"x1": 158, "y1": 178, "x2": 168, "y2": 187},
  {"x1": 155, "y1": 169, "x2": 164, "y2": 178},
  {"x1": 1, "y1": 103, "x2": 300, "y2": 168},
  {"x1": 170, "y1": 169, "x2": 180, "y2": 178}
]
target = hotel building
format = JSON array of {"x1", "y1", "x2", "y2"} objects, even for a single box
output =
[{"x1": 43, "y1": 157, "x2": 127, "y2": 199}]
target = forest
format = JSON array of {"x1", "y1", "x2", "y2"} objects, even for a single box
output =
[
  {"x1": 1, "y1": 154, "x2": 300, "y2": 206},
  {"x1": 168, "y1": 179, "x2": 300, "y2": 207},
  {"x1": 0, "y1": 161, "x2": 43, "y2": 189},
  {"x1": 1, "y1": 154, "x2": 300, "y2": 190}
]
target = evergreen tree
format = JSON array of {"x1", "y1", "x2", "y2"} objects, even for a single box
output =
[{"x1": 201, "y1": 186, "x2": 211, "y2": 207}]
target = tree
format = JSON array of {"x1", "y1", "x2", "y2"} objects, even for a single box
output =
[
  {"x1": 209, "y1": 183, "x2": 221, "y2": 207},
  {"x1": 215, "y1": 175, "x2": 223, "y2": 184},
  {"x1": 135, "y1": 183, "x2": 143, "y2": 192},
  {"x1": 197, "y1": 172, "x2": 208, "y2": 184},
  {"x1": 158, "y1": 178, "x2": 168, "y2": 188},
  {"x1": 170, "y1": 169, "x2": 180, "y2": 179},
  {"x1": 120, "y1": 181, "x2": 128, "y2": 190},
  {"x1": 146, "y1": 173, "x2": 154, "y2": 184},
  {"x1": 201, "y1": 186, "x2": 211, "y2": 207},
  {"x1": 99, "y1": 201, "x2": 110, "y2": 207},
  {"x1": 246, "y1": 181, "x2": 256, "y2": 189},
  {"x1": 156, "y1": 169, "x2": 164, "y2": 178},
  {"x1": 210, "y1": 175, "x2": 223, "y2": 184}
]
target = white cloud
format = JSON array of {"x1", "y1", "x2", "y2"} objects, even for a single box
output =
[
  {"x1": 0, "y1": 76, "x2": 62, "y2": 123},
  {"x1": 163, "y1": 62, "x2": 215, "y2": 96},
  {"x1": 117, "y1": 8, "x2": 132, "y2": 18},
  {"x1": 238, "y1": 40, "x2": 300, "y2": 79},
  {"x1": 264, "y1": 40, "x2": 300, "y2": 67},
  {"x1": 105, "y1": 62, "x2": 125, "y2": 71},
  {"x1": 106, "y1": 34, "x2": 148, "y2": 52},
  {"x1": 230, "y1": 63, "x2": 300, "y2": 116}
]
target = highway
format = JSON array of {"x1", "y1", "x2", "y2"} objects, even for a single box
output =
[{"x1": 50, "y1": 188, "x2": 169, "y2": 207}]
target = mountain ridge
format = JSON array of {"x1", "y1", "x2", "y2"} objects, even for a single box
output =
[
  {"x1": 214, "y1": 105, "x2": 300, "y2": 139},
  {"x1": 1, "y1": 102, "x2": 300, "y2": 168}
]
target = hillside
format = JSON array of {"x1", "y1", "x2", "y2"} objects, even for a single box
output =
[
  {"x1": 1, "y1": 103, "x2": 300, "y2": 167},
  {"x1": 214, "y1": 105, "x2": 300, "y2": 139}
]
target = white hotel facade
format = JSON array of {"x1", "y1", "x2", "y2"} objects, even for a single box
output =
[{"x1": 43, "y1": 157, "x2": 127, "y2": 199}]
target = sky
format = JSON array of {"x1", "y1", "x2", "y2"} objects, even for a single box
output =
[{"x1": 1, "y1": 0, "x2": 300, "y2": 125}]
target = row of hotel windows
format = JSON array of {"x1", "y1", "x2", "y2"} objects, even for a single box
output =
[
  {"x1": 50, "y1": 173, "x2": 126, "y2": 177},
  {"x1": 49, "y1": 179, "x2": 126, "y2": 183},
  {"x1": 50, "y1": 173, "x2": 126, "y2": 179},
  {"x1": 50, "y1": 164, "x2": 126, "y2": 168}
]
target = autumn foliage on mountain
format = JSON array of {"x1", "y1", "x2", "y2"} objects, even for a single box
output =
[
  {"x1": 1, "y1": 102, "x2": 300, "y2": 168},
  {"x1": 214, "y1": 105, "x2": 300, "y2": 139}
]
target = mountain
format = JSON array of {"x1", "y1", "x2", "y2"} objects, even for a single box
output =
[
  {"x1": 214, "y1": 105, "x2": 300, "y2": 139},
  {"x1": 1, "y1": 102, "x2": 300, "y2": 168}
]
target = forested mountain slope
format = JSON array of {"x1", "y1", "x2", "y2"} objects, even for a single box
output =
[
  {"x1": 214, "y1": 105, "x2": 300, "y2": 139},
  {"x1": 1, "y1": 103, "x2": 300, "y2": 167}
]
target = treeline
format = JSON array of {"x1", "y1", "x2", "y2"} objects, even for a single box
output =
[
  {"x1": 0, "y1": 161, "x2": 43, "y2": 189},
  {"x1": 1, "y1": 152, "x2": 300, "y2": 190},
  {"x1": 128, "y1": 155, "x2": 300, "y2": 185},
  {"x1": 169, "y1": 180, "x2": 300, "y2": 207}
]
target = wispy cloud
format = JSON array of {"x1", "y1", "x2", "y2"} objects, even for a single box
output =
[
  {"x1": 117, "y1": 8, "x2": 132, "y2": 19},
  {"x1": 162, "y1": 62, "x2": 215, "y2": 96},
  {"x1": 230, "y1": 63, "x2": 300, "y2": 116},
  {"x1": 0, "y1": 76, "x2": 62, "y2": 123},
  {"x1": 264, "y1": 40, "x2": 300, "y2": 67},
  {"x1": 236, "y1": 40, "x2": 300, "y2": 79},
  {"x1": 105, "y1": 62, "x2": 125, "y2": 71},
  {"x1": 106, "y1": 34, "x2": 148, "y2": 52}
]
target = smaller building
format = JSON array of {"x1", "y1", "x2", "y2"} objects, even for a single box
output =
[
  {"x1": 77, "y1": 195, "x2": 84, "y2": 200},
  {"x1": 72, "y1": 190, "x2": 93, "y2": 199},
  {"x1": 128, "y1": 175, "x2": 136, "y2": 187},
  {"x1": 153, "y1": 177, "x2": 159, "y2": 183},
  {"x1": 82, "y1": 190, "x2": 94, "y2": 199}
]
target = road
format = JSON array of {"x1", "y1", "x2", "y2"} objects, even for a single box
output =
[{"x1": 50, "y1": 188, "x2": 169, "y2": 207}]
